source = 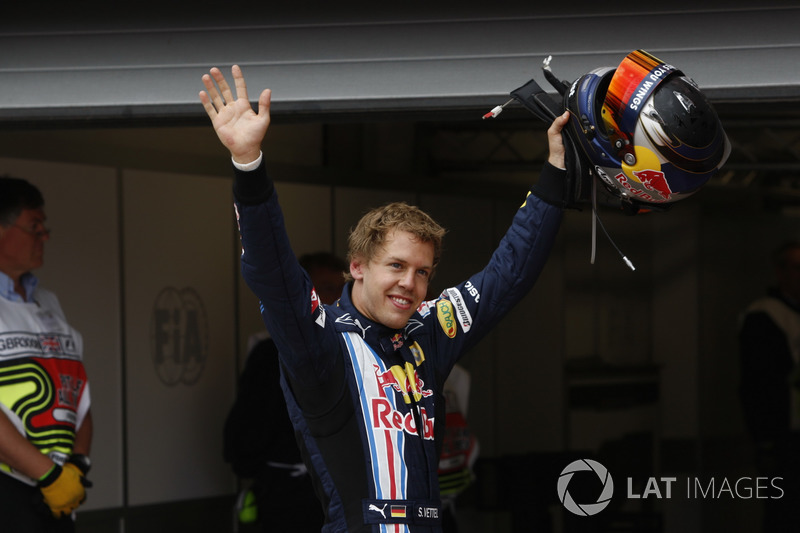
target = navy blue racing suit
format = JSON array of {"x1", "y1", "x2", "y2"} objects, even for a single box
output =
[{"x1": 233, "y1": 159, "x2": 565, "y2": 532}]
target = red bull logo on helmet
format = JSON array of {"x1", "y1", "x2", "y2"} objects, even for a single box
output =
[
  {"x1": 633, "y1": 169, "x2": 672, "y2": 201},
  {"x1": 614, "y1": 171, "x2": 671, "y2": 203}
]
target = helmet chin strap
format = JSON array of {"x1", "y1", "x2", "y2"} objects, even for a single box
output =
[
  {"x1": 591, "y1": 177, "x2": 597, "y2": 265},
  {"x1": 591, "y1": 175, "x2": 636, "y2": 271}
]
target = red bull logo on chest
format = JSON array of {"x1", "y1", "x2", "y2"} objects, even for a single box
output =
[
  {"x1": 374, "y1": 363, "x2": 433, "y2": 404},
  {"x1": 371, "y1": 398, "x2": 435, "y2": 440}
]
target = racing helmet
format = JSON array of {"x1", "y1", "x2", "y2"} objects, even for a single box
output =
[{"x1": 564, "y1": 49, "x2": 730, "y2": 208}]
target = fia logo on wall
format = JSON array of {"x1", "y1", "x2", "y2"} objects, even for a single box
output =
[{"x1": 150, "y1": 287, "x2": 209, "y2": 386}]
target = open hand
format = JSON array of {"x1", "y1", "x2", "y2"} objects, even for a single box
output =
[{"x1": 199, "y1": 65, "x2": 271, "y2": 165}]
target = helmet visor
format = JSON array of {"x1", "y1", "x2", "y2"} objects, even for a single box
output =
[{"x1": 601, "y1": 50, "x2": 682, "y2": 143}]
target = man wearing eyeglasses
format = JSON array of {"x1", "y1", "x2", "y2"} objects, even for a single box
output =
[{"x1": 0, "y1": 176, "x2": 93, "y2": 533}]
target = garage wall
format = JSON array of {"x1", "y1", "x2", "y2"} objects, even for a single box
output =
[
  {"x1": 0, "y1": 3, "x2": 798, "y2": 123},
  {"x1": 121, "y1": 169, "x2": 237, "y2": 506}
]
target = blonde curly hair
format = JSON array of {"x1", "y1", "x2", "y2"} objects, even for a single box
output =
[{"x1": 344, "y1": 202, "x2": 447, "y2": 282}]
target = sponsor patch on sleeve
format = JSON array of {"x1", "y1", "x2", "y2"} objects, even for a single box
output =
[
  {"x1": 445, "y1": 288, "x2": 473, "y2": 333},
  {"x1": 311, "y1": 288, "x2": 326, "y2": 327},
  {"x1": 436, "y1": 299, "x2": 457, "y2": 338}
]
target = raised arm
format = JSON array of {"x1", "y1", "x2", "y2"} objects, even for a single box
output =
[{"x1": 199, "y1": 65, "x2": 272, "y2": 164}]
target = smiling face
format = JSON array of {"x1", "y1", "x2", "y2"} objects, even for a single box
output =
[{"x1": 349, "y1": 229, "x2": 434, "y2": 330}]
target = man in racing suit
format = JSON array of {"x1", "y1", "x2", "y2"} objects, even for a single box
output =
[{"x1": 200, "y1": 65, "x2": 570, "y2": 532}]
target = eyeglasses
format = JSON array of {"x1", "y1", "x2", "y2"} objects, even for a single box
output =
[{"x1": 11, "y1": 223, "x2": 51, "y2": 238}]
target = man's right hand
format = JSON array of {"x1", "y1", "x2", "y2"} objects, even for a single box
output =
[
  {"x1": 38, "y1": 463, "x2": 86, "y2": 518},
  {"x1": 546, "y1": 111, "x2": 571, "y2": 170},
  {"x1": 199, "y1": 65, "x2": 272, "y2": 165}
]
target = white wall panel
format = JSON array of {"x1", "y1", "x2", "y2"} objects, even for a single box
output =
[
  {"x1": 0, "y1": 157, "x2": 123, "y2": 509},
  {"x1": 122, "y1": 170, "x2": 236, "y2": 505}
]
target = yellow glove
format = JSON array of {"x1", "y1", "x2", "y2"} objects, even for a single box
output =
[{"x1": 38, "y1": 463, "x2": 86, "y2": 518}]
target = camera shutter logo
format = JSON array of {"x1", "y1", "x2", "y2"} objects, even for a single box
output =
[{"x1": 557, "y1": 459, "x2": 614, "y2": 516}]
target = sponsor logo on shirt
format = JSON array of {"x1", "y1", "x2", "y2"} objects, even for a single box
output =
[
  {"x1": 436, "y1": 300, "x2": 456, "y2": 338},
  {"x1": 310, "y1": 288, "x2": 326, "y2": 327},
  {"x1": 335, "y1": 313, "x2": 371, "y2": 338},
  {"x1": 416, "y1": 299, "x2": 435, "y2": 318},
  {"x1": 374, "y1": 361, "x2": 433, "y2": 404},
  {"x1": 445, "y1": 288, "x2": 473, "y2": 333},
  {"x1": 464, "y1": 281, "x2": 481, "y2": 303},
  {"x1": 0, "y1": 333, "x2": 79, "y2": 360},
  {"x1": 371, "y1": 398, "x2": 434, "y2": 439}
]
